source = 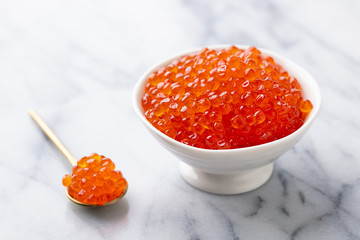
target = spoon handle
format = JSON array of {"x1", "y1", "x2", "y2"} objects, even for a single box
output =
[{"x1": 29, "y1": 110, "x2": 77, "y2": 167}]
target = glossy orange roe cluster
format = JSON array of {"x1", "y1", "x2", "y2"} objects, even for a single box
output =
[
  {"x1": 62, "y1": 153, "x2": 127, "y2": 206},
  {"x1": 141, "y1": 46, "x2": 313, "y2": 149}
]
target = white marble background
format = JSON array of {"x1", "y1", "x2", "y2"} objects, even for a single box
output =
[{"x1": 1, "y1": 0, "x2": 360, "y2": 239}]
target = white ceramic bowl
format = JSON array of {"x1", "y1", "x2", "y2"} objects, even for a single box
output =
[{"x1": 133, "y1": 45, "x2": 321, "y2": 194}]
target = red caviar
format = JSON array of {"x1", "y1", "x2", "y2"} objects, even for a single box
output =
[
  {"x1": 141, "y1": 46, "x2": 313, "y2": 149},
  {"x1": 62, "y1": 153, "x2": 127, "y2": 206}
]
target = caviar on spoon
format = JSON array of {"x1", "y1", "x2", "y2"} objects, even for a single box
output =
[{"x1": 29, "y1": 110, "x2": 128, "y2": 207}]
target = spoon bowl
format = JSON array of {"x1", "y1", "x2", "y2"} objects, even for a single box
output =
[{"x1": 66, "y1": 185, "x2": 128, "y2": 207}]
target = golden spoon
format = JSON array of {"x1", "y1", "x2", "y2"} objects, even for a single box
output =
[{"x1": 29, "y1": 110, "x2": 127, "y2": 207}]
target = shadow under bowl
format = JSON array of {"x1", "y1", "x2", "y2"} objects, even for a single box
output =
[{"x1": 133, "y1": 45, "x2": 321, "y2": 194}]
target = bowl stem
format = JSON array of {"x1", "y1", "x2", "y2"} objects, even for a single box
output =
[{"x1": 179, "y1": 162, "x2": 274, "y2": 194}]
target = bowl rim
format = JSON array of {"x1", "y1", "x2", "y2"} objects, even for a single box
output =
[{"x1": 133, "y1": 44, "x2": 321, "y2": 154}]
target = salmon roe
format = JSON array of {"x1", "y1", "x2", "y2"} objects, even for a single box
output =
[
  {"x1": 62, "y1": 153, "x2": 127, "y2": 206},
  {"x1": 141, "y1": 46, "x2": 313, "y2": 149}
]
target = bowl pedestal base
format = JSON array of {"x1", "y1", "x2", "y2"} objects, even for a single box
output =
[{"x1": 179, "y1": 162, "x2": 274, "y2": 194}]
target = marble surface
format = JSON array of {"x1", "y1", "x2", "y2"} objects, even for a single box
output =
[{"x1": 1, "y1": 0, "x2": 360, "y2": 239}]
